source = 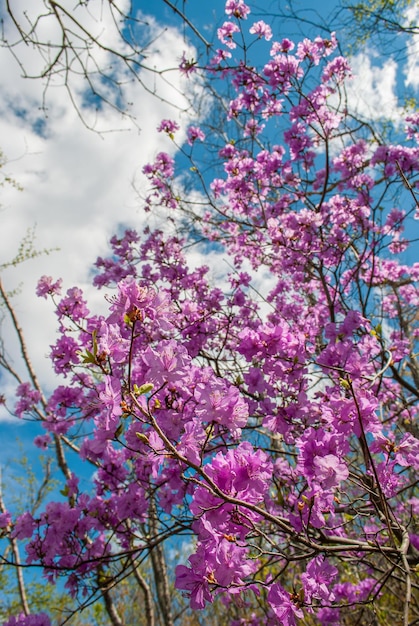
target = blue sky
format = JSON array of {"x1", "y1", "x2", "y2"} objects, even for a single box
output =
[{"x1": 0, "y1": 0, "x2": 417, "y2": 426}]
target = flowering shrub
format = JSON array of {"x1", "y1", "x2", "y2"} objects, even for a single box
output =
[{"x1": 2, "y1": 1, "x2": 419, "y2": 624}]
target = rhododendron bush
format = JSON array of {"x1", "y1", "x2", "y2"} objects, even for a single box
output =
[{"x1": 1, "y1": 1, "x2": 419, "y2": 625}]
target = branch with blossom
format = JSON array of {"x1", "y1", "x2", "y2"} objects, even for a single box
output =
[{"x1": 1, "y1": 1, "x2": 419, "y2": 624}]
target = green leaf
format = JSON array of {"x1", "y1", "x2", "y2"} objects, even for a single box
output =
[{"x1": 133, "y1": 383, "x2": 154, "y2": 395}]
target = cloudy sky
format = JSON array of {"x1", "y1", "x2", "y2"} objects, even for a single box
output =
[
  {"x1": 0, "y1": 0, "x2": 417, "y2": 421},
  {"x1": 0, "y1": 0, "x2": 203, "y2": 394}
]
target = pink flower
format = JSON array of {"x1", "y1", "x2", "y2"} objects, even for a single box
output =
[
  {"x1": 34, "y1": 434, "x2": 51, "y2": 449},
  {"x1": 14, "y1": 383, "x2": 42, "y2": 418},
  {"x1": 187, "y1": 125, "x2": 206, "y2": 145},
  {"x1": 249, "y1": 20, "x2": 272, "y2": 40},
  {"x1": 143, "y1": 152, "x2": 175, "y2": 178},
  {"x1": 225, "y1": 0, "x2": 250, "y2": 19},
  {"x1": 210, "y1": 47, "x2": 233, "y2": 66},
  {"x1": 157, "y1": 119, "x2": 180, "y2": 135},
  {"x1": 50, "y1": 335, "x2": 80, "y2": 375},
  {"x1": 194, "y1": 378, "x2": 248, "y2": 433},
  {"x1": 0, "y1": 512, "x2": 11, "y2": 528},
  {"x1": 179, "y1": 52, "x2": 197, "y2": 76},
  {"x1": 36, "y1": 275, "x2": 62, "y2": 299},
  {"x1": 11, "y1": 511, "x2": 36, "y2": 540},
  {"x1": 57, "y1": 287, "x2": 89, "y2": 321},
  {"x1": 322, "y1": 55, "x2": 351, "y2": 83},
  {"x1": 197, "y1": 442, "x2": 272, "y2": 505},
  {"x1": 405, "y1": 112, "x2": 419, "y2": 141},
  {"x1": 312, "y1": 454, "x2": 349, "y2": 489},
  {"x1": 267, "y1": 583, "x2": 303, "y2": 625},
  {"x1": 301, "y1": 555, "x2": 338, "y2": 603},
  {"x1": 175, "y1": 551, "x2": 214, "y2": 609},
  {"x1": 217, "y1": 21, "x2": 240, "y2": 49},
  {"x1": 270, "y1": 39, "x2": 295, "y2": 55}
]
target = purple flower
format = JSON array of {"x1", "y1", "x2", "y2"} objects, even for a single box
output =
[
  {"x1": 157, "y1": 119, "x2": 180, "y2": 135},
  {"x1": 187, "y1": 125, "x2": 206, "y2": 145},
  {"x1": 312, "y1": 454, "x2": 349, "y2": 489},
  {"x1": 225, "y1": 0, "x2": 250, "y2": 19},
  {"x1": 267, "y1": 583, "x2": 303, "y2": 625},
  {"x1": 0, "y1": 511, "x2": 11, "y2": 528},
  {"x1": 36, "y1": 275, "x2": 62, "y2": 299},
  {"x1": 194, "y1": 378, "x2": 248, "y2": 433},
  {"x1": 249, "y1": 20, "x2": 272, "y2": 40},
  {"x1": 175, "y1": 551, "x2": 214, "y2": 610},
  {"x1": 57, "y1": 287, "x2": 89, "y2": 321},
  {"x1": 217, "y1": 21, "x2": 240, "y2": 49},
  {"x1": 179, "y1": 52, "x2": 197, "y2": 76},
  {"x1": 270, "y1": 39, "x2": 295, "y2": 55},
  {"x1": 198, "y1": 442, "x2": 272, "y2": 505},
  {"x1": 14, "y1": 383, "x2": 42, "y2": 418},
  {"x1": 34, "y1": 434, "x2": 51, "y2": 449},
  {"x1": 11, "y1": 511, "x2": 36, "y2": 540},
  {"x1": 50, "y1": 335, "x2": 80, "y2": 375},
  {"x1": 301, "y1": 555, "x2": 338, "y2": 604}
]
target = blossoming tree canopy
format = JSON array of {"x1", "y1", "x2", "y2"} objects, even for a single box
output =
[{"x1": 1, "y1": 0, "x2": 419, "y2": 625}]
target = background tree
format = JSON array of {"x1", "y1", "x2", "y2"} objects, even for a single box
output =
[
  {"x1": 341, "y1": 0, "x2": 418, "y2": 55},
  {"x1": 1, "y1": 0, "x2": 211, "y2": 128}
]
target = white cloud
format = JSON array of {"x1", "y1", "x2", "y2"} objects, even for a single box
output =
[
  {"x1": 345, "y1": 51, "x2": 403, "y2": 124},
  {"x1": 403, "y1": 5, "x2": 419, "y2": 90}
]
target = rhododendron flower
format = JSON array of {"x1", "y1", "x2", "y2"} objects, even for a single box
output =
[
  {"x1": 14, "y1": 383, "x2": 41, "y2": 418},
  {"x1": 244, "y1": 119, "x2": 265, "y2": 137},
  {"x1": 107, "y1": 279, "x2": 173, "y2": 329},
  {"x1": 157, "y1": 119, "x2": 180, "y2": 135},
  {"x1": 333, "y1": 578, "x2": 376, "y2": 603},
  {"x1": 179, "y1": 52, "x2": 196, "y2": 76},
  {"x1": 50, "y1": 335, "x2": 80, "y2": 375},
  {"x1": 301, "y1": 555, "x2": 338, "y2": 604},
  {"x1": 225, "y1": 0, "x2": 250, "y2": 19},
  {"x1": 143, "y1": 151, "x2": 175, "y2": 179},
  {"x1": 36, "y1": 275, "x2": 62, "y2": 299},
  {"x1": 0, "y1": 511, "x2": 11, "y2": 528},
  {"x1": 33, "y1": 434, "x2": 51, "y2": 449},
  {"x1": 187, "y1": 125, "x2": 206, "y2": 145},
  {"x1": 194, "y1": 378, "x2": 249, "y2": 432},
  {"x1": 11, "y1": 511, "x2": 36, "y2": 540},
  {"x1": 210, "y1": 48, "x2": 233, "y2": 66},
  {"x1": 322, "y1": 55, "x2": 351, "y2": 83},
  {"x1": 217, "y1": 21, "x2": 240, "y2": 48},
  {"x1": 312, "y1": 454, "x2": 349, "y2": 489},
  {"x1": 175, "y1": 552, "x2": 214, "y2": 609},
  {"x1": 249, "y1": 20, "x2": 272, "y2": 40},
  {"x1": 56, "y1": 287, "x2": 89, "y2": 321},
  {"x1": 270, "y1": 39, "x2": 295, "y2": 55},
  {"x1": 392, "y1": 433, "x2": 419, "y2": 468},
  {"x1": 142, "y1": 339, "x2": 190, "y2": 384},
  {"x1": 267, "y1": 583, "x2": 303, "y2": 625},
  {"x1": 263, "y1": 55, "x2": 303, "y2": 90},
  {"x1": 201, "y1": 442, "x2": 272, "y2": 504}
]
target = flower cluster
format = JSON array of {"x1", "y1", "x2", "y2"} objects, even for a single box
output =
[{"x1": 4, "y1": 0, "x2": 419, "y2": 624}]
